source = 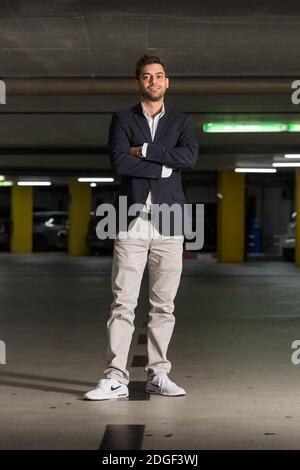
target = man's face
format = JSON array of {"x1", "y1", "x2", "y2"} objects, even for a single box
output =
[{"x1": 135, "y1": 63, "x2": 169, "y2": 102}]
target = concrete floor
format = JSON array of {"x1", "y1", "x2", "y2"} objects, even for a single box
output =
[{"x1": 0, "y1": 252, "x2": 300, "y2": 450}]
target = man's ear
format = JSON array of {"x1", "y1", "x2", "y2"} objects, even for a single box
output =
[{"x1": 166, "y1": 77, "x2": 170, "y2": 89}]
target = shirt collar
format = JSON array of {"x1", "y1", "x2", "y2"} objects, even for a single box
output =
[{"x1": 141, "y1": 102, "x2": 165, "y2": 119}]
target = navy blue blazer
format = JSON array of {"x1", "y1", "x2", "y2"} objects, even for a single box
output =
[{"x1": 108, "y1": 102, "x2": 199, "y2": 235}]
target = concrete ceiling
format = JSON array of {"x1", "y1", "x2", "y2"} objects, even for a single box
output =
[
  {"x1": 1, "y1": 0, "x2": 300, "y2": 77},
  {"x1": 0, "y1": 0, "x2": 300, "y2": 175}
]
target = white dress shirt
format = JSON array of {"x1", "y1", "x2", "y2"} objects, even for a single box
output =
[{"x1": 140, "y1": 102, "x2": 172, "y2": 213}]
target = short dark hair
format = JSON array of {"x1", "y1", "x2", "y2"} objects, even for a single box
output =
[{"x1": 135, "y1": 54, "x2": 167, "y2": 80}]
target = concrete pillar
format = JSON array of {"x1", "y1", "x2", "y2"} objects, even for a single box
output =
[
  {"x1": 295, "y1": 169, "x2": 300, "y2": 267},
  {"x1": 217, "y1": 170, "x2": 245, "y2": 263},
  {"x1": 68, "y1": 181, "x2": 91, "y2": 256},
  {"x1": 11, "y1": 184, "x2": 33, "y2": 253}
]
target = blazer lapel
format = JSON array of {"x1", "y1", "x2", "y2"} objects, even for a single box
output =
[
  {"x1": 153, "y1": 107, "x2": 172, "y2": 144},
  {"x1": 132, "y1": 103, "x2": 152, "y2": 143},
  {"x1": 132, "y1": 102, "x2": 172, "y2": 144}
]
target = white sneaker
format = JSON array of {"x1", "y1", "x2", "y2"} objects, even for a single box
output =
[
  {"x1": 146, "y1": 374, "x2": 186, "y2": 396},
  {"x1": 83, "y1": 378, "x2": 129, "y2": 401}
]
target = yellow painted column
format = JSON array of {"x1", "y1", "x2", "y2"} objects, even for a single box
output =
[
  {"x1": 217, "y1": 170, "x2": 245, "y2": 263},
  {"x1": 11, "y1": 184, "x2": 33, "y2": 253},
  {"x1": 68, "y1": 180, "x2": 91, "y2": 256},
  {"x1": 295, "y1": 169, "x2": 300, "y2": 267}
]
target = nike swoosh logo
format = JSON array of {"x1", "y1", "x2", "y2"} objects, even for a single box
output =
[{"x1": 111, "y1": 385, "x2": 121, "y2": 391}]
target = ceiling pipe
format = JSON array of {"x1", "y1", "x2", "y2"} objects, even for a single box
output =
[{"x1": 4, "y1": 77, "x2": 296, "y2": 95}]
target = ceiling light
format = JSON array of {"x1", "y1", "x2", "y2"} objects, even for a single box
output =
[
  {"x1": 235, "y1": 168, "x2": 277, "y2": 173},
  {"x1": 287, "y1": 124, "x2": 300, "y2": 132},
  {"x1": 17, "y1": 181, "x2": 52, "y2": 186},
  {"x1": 203, "y1": 122, "x2": 287, "y2": 133},
  {"x1": 272, "y1": 162, "x2": 300, "y2": 167},
  {"x1": 78, "y1": 177, "x2": 114, "y2": 183}
]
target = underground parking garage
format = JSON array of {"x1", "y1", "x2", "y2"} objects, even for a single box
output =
[{"x1": 1, "y1": 0, "x2": 300, "y2": 461}]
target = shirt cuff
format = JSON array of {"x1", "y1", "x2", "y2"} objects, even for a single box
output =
[
  {"x1": 141, "y1": 143, "x2": 148, "y2": 157},
  {"x1": 161, "y1": 166, "x2": 173, "y2": 178}
]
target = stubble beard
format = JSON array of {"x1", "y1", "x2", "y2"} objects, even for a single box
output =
[{"x1": 141, "y1": 89, "x2": 165, "y2": 102}]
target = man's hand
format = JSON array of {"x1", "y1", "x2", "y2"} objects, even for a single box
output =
[{"x1": 130, "y1": 147, "x2": 141, "y2": 157}]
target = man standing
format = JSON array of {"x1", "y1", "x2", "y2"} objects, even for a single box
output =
[{"x1": 84, "y1": 55, "x2": 198, "y2": 400}]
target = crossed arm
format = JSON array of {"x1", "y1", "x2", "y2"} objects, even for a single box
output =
[{"x1": 108, "y1": 112, "x2": 199, "y2": 179}]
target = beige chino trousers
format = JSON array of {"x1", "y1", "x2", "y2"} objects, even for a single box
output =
[{"x1": 103, "y1": 215, "x2": 184, "y2": 385}]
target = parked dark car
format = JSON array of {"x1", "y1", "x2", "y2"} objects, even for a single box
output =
[
  {"x1": 33, "y1": 211, "x2": 68, "y2": 251},
  {"x1": 0, "y1": 207, "x2": 11, "y2": 250},
  {"x1": 0, "y1": 209, "x2": 69, "y2": 251}
]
